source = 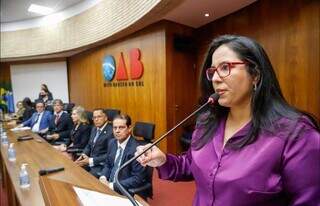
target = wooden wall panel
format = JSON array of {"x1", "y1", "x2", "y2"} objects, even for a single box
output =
[
  {"x1": 165, "y1": 22, "x2": 197, "y2": 153},
  {"x1": 68, "y1": 25, "x2": 168, "y2": 151},
  {"x1": 68, "y1": 22, "x2": 198, "y2": 154},
  {"x1": 195, "y1": 0, "x2": 320, "y2": 119},
  {"x1": 0, "y1": 62, "x2": 11, "y2": 84}
]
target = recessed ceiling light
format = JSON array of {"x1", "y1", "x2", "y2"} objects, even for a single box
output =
[
  {"x1": 204, "y1": 13, "x2": 210, "y2": 17},
  {"x1": 28, "y1": 4, "x2": 54, "y2": 15}
]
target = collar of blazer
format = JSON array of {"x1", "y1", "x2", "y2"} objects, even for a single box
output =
[
  {"x1": 55, "y1": 111, "x2": 66, "y2": 119},
  {"x1": 113, "y1": 135, "x2": 134, "y2": 160},
  {"x1": 91, "y1": 122, "x2": 109, "y2": 143},
  {"x1": 97, "y1": 121, "x2": 109, "y2": 134}
]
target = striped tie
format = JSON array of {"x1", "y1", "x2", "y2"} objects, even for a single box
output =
[{"x1": 109, "y1": 147, "x2": 123, "y2": 182}]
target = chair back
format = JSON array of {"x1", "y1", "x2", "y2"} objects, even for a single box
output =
[
  {"x1": 45, "y1": 105, "x2": 54, "y2": 114},
  {"x1": 104, "y1": 109, "x2": 120, "y2": 122},
  {"x1": 133, "y1": 121, "x2": 155, "y2": 143},
  {"x1": 85, "y1": 111, "x2": 94, "y2": 125},
  {"x1": 63, "y1": 103, "x2": 75, "y2": 113}
]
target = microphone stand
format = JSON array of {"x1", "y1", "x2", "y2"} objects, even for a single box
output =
[{"x1": 114, "y1": 94, "x2": 218, "y2": 206}]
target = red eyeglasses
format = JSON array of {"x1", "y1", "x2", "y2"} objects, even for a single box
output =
[{"x1": 206, "y1": 61, "x2": 247, "y2": 80}]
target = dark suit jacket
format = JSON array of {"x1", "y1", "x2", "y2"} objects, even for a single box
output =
[
  {"x1": 22, "y1": 111, "x2": 52, "y2": 131},
  {"x1": 82, "y1": 123, "x2": 114, "y2": 175},
  {"x1": 101, "y1": 136, "x2": 149, "y2": 194},
  {"x1": 67, "y1": 123, "x2": 91, "y2": 149},
  {"x1": 20, "y1": 106, "x2": 35, "y2": 122},
  {"x1": 48, "y1": 112, "x2": 73, "y2": 144}
]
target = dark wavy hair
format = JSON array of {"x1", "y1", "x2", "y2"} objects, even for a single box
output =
[
  {"x1": 194, "y1": 35, "x2": 319, "y2": 150},
  {"x1": 113, "y1": 114, "x2": 132, "y2": 127},
  {"x1": 22, "y1": 97, "x2": 33, "y2": 108},
  {"x1": 41, "y1": 84, "x2": 50, "y2": 93}
]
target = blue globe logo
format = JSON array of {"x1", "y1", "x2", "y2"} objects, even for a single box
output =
[{"x1": 103, "y1": 55, "x2": 116, "y2": 81}]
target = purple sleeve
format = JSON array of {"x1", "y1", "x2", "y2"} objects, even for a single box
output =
[
  {"x1": 157, "y1": 149, "x2": 194, "y2": 181},
  {"x1": 282, "y1": 120, "x2": 320, "y2": 206},
  {"x1": 156, "y1": 127, "x2": 204, "y2": 181}
]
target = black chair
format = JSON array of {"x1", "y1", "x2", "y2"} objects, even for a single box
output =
[
  {"x1": 128, "y1": 121, "x2": 155, "y2": 199},
  {"x1": 63, "y1": 103, "x2": 75, "y2": 114},
  {"x1": 85, "y1": 111, "x2": 94, "y2": 125},
  {"x1": 104, "y1": 109, "x2": 120, "y2": 122},
  {"x1": 45, "y1": 105, "x2": 54, "y2": 114},
  {"x1": 133, "y1": 121, "x2": 155, "y2": 143}
]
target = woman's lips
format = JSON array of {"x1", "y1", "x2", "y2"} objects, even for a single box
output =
[{"x1": 216, "y1": 89, "x2": 226, "y2": 95}]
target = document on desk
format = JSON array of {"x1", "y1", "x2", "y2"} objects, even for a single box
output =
[
  {"x1": 10, "y1": 127, "x2": 31, "y2": 131},
  {"x1": 73, "y1": 186, "x2": 142, "y2": 206}
]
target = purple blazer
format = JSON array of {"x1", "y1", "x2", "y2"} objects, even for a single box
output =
[{"x1": 157, "y1": 116, "x2": 320, "y2": 206}]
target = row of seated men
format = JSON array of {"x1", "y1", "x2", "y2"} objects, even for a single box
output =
[
  {"x1": 18, "y1": 99, "x2": 153, "y2": 199},
  {"x1": 16, "y1": 96, "x2": 74, "y2": 123}
]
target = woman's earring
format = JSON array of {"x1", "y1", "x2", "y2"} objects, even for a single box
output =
[{"x1": 253, "y1": 83, "x2": 257, "y2": 91}]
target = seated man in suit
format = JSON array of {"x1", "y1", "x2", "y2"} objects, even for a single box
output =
[
  {"x1": 75, "y1": 108, "x2": 113, "y2": 177},
  {"x1": 20, "y1": 100, "x2": 52, "y2": 133},
  {"x1": 99, "y1": 114, "x2": 149, "y2": 196},
  {"x1": 46, "y1": 99, "x2": 73, "y2": 144}
]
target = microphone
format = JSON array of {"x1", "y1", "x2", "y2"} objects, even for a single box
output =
[
  {"x1": 114, "y1": 93, "x2": 219, "y2": 206},
  {"x1": 39, "y1": 167, "x2": 65, "y2": 176},
  {"x1": 17, "y1": 136, "x2": 34, "y2": 141}
]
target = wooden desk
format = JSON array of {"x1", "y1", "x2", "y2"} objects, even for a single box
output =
[{"x1": 0, "y1": 123, "x2": 148, "y2": 206}]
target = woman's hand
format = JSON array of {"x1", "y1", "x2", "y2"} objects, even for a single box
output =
[{"x1": 135, "y1": 144, "x2": 167, "y2": 167}]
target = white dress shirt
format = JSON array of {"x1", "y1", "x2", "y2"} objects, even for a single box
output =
[{"x1": 32, "y1": 112, "x2": 44, "y2": 132}]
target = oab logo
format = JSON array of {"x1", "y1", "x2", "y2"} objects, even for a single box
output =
[
  {"x1": 103, "y1": 56, "x2": 116, "y2": 81},
  {"x1": 102, "y1": 48, "x2": 144, "y2": 82}
]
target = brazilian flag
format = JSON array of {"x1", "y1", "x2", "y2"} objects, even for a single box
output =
[{"x1": 0, "y1": 87, "x2": 8, "y2": 112}]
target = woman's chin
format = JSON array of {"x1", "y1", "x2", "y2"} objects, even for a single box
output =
[{"x1": 218, "y1": 99, "x2": 230, "y2": 107}]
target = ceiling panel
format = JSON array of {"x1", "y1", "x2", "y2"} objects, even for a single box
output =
[
  {"x1": 164, "y1": 0, "x2": 256, "y2": 28},
  {"x1": 1, "y1": 0, "x2": 84, "y2": 23}
]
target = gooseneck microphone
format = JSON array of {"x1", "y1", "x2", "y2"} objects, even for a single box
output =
[
  {"x1": 114, "y1": 93, "x2": 219, "y2": 206},
  {"x1": 39, "y1": 167, "x2": 65, "y2": 176}
]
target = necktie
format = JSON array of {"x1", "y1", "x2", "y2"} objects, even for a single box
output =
[
  {"x1": 54, "y1": 114, "x2": 60, "y2": 125},
  {"x1": 32, "y1": 113, "x2": 40, "y2": 126},
  {"x1": 109, "y1": 147, "x2": 123, "y2": 182},
  {"x1": 31, "y1": 113, "x2": 40, "y2": 130},
  {"x1": 93, "y1": 129, "x2": 101, "y2": 143}
]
